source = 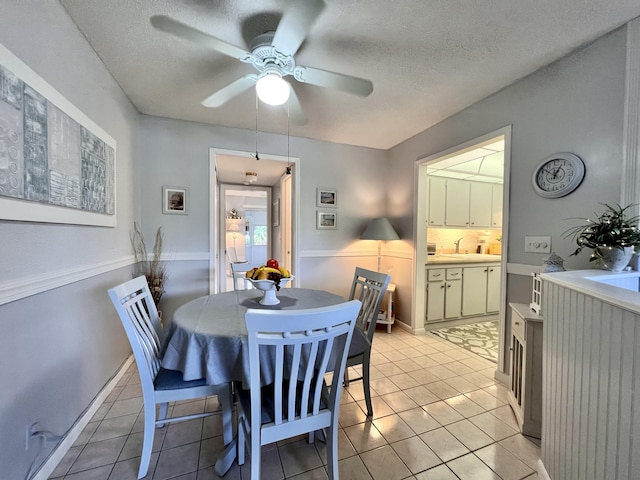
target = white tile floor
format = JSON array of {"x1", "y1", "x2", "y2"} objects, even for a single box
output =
[{"x1": 49, "y1": 328, "x2": 541, "y2": 479}]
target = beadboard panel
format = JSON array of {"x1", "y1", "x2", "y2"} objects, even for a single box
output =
[{"x1": 542, "y1": 280, "x2": 639, "y2": 479}]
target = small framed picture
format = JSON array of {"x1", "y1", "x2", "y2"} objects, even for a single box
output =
[
  {"x1": 272, "y1": 199, "x2": 280, "y2": 227},
  {"x1": 162, "y1": 186, "x2": 188, "y2": 214},
  {"x1": 317, "y1": 211, "x2": 337, "y2": 230},
  {"x1": 316, "y1": 188, "x2": 337, "y2": 207}
]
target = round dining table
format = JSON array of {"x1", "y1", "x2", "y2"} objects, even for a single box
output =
[{"x1": 160, "y1": 287, "x2": 346, "y2": 475}]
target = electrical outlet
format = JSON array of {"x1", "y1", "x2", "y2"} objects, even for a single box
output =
[{"x1": 525, "y1": 236, "x2": 551, "y2": 253}]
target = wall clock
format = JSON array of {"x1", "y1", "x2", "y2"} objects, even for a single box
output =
[{"x1": 532, "y1": 152, "x2": 585, "y2": 198}]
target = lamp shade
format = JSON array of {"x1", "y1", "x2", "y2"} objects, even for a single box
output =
[{"x1": 360, "y1": 218, "x2": 400, "y2": 241}]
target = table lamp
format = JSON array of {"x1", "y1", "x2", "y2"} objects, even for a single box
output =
[{"x1": 361, "y1": 217, "x2": 400, "y2": 272}]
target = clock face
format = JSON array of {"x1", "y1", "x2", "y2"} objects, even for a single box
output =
[{"x1": 532, "y1": 153, "x2": 585, "y2": 198}]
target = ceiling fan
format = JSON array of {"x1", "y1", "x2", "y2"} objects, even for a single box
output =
[{"x1": 150, "y1": 0, "x2": 373, "y2": 125}]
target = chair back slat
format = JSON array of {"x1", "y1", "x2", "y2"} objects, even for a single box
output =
[
  {"x1": 348, "y1": 268, "x2": 391, "y2": 342},
  {"x1": 245, "y1": 300, "x2": 361, "y2": 428},
  {"x1": 108, "y1": 276, "x2": 163, "y2": 387}
]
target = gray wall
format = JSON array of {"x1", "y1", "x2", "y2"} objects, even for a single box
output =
[
  {"x1": 388, "y1": 26, "x2": 628, "y2": 369},
  {"x1": 0, "y1": 2, "x2": 634, "y2": 478},
  {"x1": 137, "y1": 114, "x2": 390, "y2": 296},
  {"x1": 0, "y1": 3, "x2": 139, "y2": 478}
]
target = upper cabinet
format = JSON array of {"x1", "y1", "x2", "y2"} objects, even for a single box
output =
[
  {"x1": 428, "y1": 177, "x2": 446, "y2": 226},
  {"x1": 427, "y1": 177, "x2": 502, "y2": 229}
]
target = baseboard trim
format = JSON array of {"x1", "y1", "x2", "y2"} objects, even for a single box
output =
[
  {"x1": 33, "y1": 355, "x2": 134, "y2": 480},
  {"x1": 493, "y1": 369, "x2": 510, "y2": 385},
  {"x1": 536, "y1": 459, "x2": 551, "y2": 480}
]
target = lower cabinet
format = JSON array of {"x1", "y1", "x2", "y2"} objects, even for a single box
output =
[
  {"x1": 425, "y1": 268, "x2": 462, "y2": 322},
  {"x1": 461, "y1": 265, "x2": 501, "y2": 316},
  {"x1": 508, "y1": 302, "x2": 543, "y2": 438},
  {"x1": 426, "y1": 263, "x2": 500, "y2": 323}
]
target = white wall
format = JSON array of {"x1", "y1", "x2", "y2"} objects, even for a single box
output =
[{"x1": 0, "y1": 3, "x2": 139, "y2": 478}]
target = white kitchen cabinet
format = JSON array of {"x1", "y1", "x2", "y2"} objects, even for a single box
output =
[
  {"x1": 486, "y1": 265, "x2": 501, "y2": 312},
  {"x1": 427, "y1": 177, "x2": 502, "y2": 229},
  {"x1": 427, "y1": 177, "x2": 446, "y2": 226},
  {"x1": 426, "y1": 269, "x2": 445, "y2": 321},
  {"x1": 444, "y1": 179, "x2": 470, "y2": 227},
  {"x1": 469, "y1": 182, "x2": 492, "y2": 227},
  {"x1": 461, "y1": 266, "x2": 488, "y2": 316},
  {"x1": 461, "y1": 264, "x2": 501, "y2": 316},
  {"x1": 491, "y1": 184, "x2": 503, "y2": 228},
  {"x1": 425, "y1": 267, "x2": 462, "y2": 322}
]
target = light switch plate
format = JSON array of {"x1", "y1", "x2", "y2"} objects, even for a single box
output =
[{"x1": 525, "y1": 236, "x2": 551, "y2": 253}]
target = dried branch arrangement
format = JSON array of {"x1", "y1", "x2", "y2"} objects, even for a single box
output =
[{"x1": 131, "y1": 222, "x2": 168, "y2": 306}]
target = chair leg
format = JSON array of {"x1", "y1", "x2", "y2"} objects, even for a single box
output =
[
  {"x1": 157, "y1": 402, "x2": 169, "y2": 428},
  {"x1": 363, "y1": 354, "x2": 373, "y2": 417},
  {"x1": 237, "y1": 414, "x2": 246, "y2": 466},
  {"x1": 343, "y1": 366, "x2": 350, "y2": 387},
  {"x1": 326, "y1": 425, "x2": 339, "y2": 479},
  {"x1": 139, "y1": 401, "x2": 156, "y2": 479},
  {"x1": 251, "y1": 421, "x2": 261, "y2": 480}
]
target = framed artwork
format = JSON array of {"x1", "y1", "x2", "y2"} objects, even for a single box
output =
[
  {"x1": 316, "y1": 188, "x2": 337, "y2": 207},
  {"x1": 0, "y1": 43, "x2": 116, "y2": 227},
  {"x1": 317, "y1": 211, "x2": 337, "y2": 230},
  {"x1": 272, "y1": 199, "x2": 280, "y2": 227},
  {"x1": 162, "y1": 186, "x2": 187, "y2": 214}
]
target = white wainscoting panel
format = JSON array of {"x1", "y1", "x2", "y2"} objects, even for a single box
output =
[{"x1": 542, "y1": 280, "x2": 640, "y2": 479}]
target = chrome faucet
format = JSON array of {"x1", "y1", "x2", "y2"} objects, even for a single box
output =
[{"x1": 454, "y1": 237, "x2": 464, "y2": 254}]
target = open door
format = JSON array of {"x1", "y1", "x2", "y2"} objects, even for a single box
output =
[{"x1": 209, "y1": 148, "x2": 299, "y2": 294}]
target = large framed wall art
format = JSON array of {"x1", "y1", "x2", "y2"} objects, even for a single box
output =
[{"x1": 0, "y1": 43, "x2": 116, "y2": 227}]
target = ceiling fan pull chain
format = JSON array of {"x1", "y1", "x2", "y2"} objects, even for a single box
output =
[{"x1": 254, "y1": 92, "x2": 260, "y2": 161}]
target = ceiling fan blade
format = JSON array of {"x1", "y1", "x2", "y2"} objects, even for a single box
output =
[
  {"x1": 150, "y1": 15, "x2": 254, "y2": 62},
  {"x1": 271, "y1": 0, "x2": 326, "y2": 56},
  {"x1": 287, "y1": 87, "x2": 307, "y2": 126},
  {"x1": 201, "y1": 74, "x2": 258, "y2": 108},
  {"x1": 294, "y1": 66, "x2": 373, "y2": 97}
]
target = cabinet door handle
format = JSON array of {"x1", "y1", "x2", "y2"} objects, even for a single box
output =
[
  {"x1": 433, "y1": 273, "x2": 441, "y2": 277},
  {"x1": 514, "y1": 321, "x2": 520, "y2": 326},
  {"x1": 450, "y1": 273, "x2": 459, "y2": 276},
  {"x1": 484, "y1": 268, "x2": 488, "y2": 272},
  {"x1": 447, "y1": 284, "x2": 451, "y2": 288},
  {"x1": 440, "y1": 285, "x2": 445, "y2": 289},
  {"x1": 489, "y1": 268, "x2": 494, "y2": 272}
]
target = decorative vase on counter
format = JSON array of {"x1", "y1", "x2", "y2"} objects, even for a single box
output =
[
  {"x1": 542, "y1": 252, "x2": 565, "y2": 273},
  {"x1": 594, "y1": 246, "x2": 634, "y2": 272}
]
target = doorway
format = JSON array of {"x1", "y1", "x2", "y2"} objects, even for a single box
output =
[
  {"x1": 414, "y1": 127, "x2": 511, "y2": 375},
  {"x1": 209, "y1": 148, "x2": 299, "y2": 294}
]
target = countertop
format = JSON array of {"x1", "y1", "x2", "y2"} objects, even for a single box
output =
[{"x1": 426, "y1": 254, "x2": 502, "y2": 265}]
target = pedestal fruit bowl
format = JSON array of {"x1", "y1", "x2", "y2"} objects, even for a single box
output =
[{"x1": 245, "y1": 261, "x2": 293, "y2": 305}]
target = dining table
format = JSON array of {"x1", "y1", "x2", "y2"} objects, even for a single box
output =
[{"x1": 160, "y1": 287, "x2": 346, "y2": 475}]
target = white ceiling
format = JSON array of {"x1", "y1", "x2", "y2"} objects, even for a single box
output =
[{"x1": 60, "y1": 0, "x2": 640, "y2": 150}]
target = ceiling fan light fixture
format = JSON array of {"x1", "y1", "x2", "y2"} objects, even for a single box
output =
[{"x1": 256, "y1": 73, "x2": 290, "y2": 106}]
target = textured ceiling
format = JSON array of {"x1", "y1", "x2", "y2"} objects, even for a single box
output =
[{"x1": 60, "y1": 0, "x2": 640, "y2": 150}]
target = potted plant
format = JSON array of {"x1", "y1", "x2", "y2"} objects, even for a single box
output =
[{"x1": 563, "y1": 203, "x2": 640, "y2": 271}]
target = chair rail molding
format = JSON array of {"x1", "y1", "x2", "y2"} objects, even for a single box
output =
[{"x1": 0, "y1": 255, "x2": 135, "y2": 305}]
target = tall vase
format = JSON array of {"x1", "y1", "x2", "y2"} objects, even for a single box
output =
[{"x1": 595, "y1": 246, "x2": 634, "y2": 272}]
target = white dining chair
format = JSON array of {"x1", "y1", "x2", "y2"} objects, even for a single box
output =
[
  {"x1": 343, "y1": 267, "x2": 391, "y2": 416},
  {"x1": 228, "y1": 248, "x2": 254, "y2": 291},
  {"x1": 236, "y1": 300, "x2": 362, "y2": 480},
  {"x1": 108, "y1": 276, "x2": 231, "y2": 479}
]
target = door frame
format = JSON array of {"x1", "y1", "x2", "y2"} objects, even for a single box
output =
[
  {"x1": 209, "y1": 148, "x2": 300, "y2": 294},
  {"x1": 413, "y1": 126, "x2": 511, "y2": 375}
]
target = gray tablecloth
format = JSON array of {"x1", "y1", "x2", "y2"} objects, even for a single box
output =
[{"x1": 161, "y1": 288, "x2": 345, "y2": 387}]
